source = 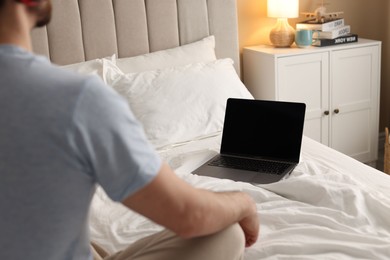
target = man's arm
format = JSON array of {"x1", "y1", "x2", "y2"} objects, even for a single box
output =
[{"x1": 122, "y1": 162, "x2": 259, "y2": 247}]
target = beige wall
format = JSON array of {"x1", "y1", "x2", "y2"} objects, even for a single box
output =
[{"x1": 237, "y1": 0, "x2": 390, "y2": 130}]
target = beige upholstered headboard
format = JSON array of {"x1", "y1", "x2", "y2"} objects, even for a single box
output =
[{"x1": 31, "y1": 0, "x2": 240, "y2": 75}]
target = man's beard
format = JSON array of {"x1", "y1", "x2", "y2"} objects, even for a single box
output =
[{"x1": 34, "y1": 0, "x2": 52, "y2": 27}]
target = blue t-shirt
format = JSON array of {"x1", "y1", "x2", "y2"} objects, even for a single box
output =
[{"x1": 0, "y1": 45, "x2": 161, "y2": 259}]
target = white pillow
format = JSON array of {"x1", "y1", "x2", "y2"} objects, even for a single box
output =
[
  {"x1": 104, "y1": 59, "x2": 253, "y2": 149},
  {"x1": 62, "y1": 55, "x2": 115, "y2": 81},
  {"x1": 115, "y1": 35, "x2": 217, "y2": 73}
]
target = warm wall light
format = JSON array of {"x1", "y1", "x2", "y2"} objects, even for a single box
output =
[{"x1": 267, "y1": 0, "x2": 299, "y2": 47}]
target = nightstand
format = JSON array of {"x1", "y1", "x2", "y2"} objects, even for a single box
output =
[{"x1": 243, "y1": 39, "x2": 381, "y2": 163}]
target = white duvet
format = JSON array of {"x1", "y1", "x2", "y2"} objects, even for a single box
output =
[{"x1": 89, "y1": 135, "x2": 390, "y2": 259}]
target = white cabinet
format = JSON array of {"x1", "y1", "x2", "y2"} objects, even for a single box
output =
[{"x1": 243, "y1": 39, "x2": 381, "y2": 163}]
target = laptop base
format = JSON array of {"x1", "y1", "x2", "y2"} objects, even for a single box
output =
[{"x1": 193, "y1": 155, "x2": 295, "y2": 184}]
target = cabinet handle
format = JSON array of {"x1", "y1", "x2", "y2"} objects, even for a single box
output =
[
  {"x1": 324, "y1": 110, "x2": 330, "y2": 116},
  {"x1": 334, "y1": 108, "x2": 340, "y2": 114}
]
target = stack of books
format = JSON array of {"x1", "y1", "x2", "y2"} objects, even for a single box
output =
[{"x1": 296, "y1": 18, "x2": 358, "y2": 47}]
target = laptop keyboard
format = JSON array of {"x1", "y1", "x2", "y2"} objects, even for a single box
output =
[{"x1": 208, "y1": 156, "x2": 291, "y2": 175}]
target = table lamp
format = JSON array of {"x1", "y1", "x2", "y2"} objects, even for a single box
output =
[{"x1": 267, "y1": 0, "x2": 299, "y2": 47}]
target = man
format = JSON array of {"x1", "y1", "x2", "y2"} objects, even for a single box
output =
[{"x1": 0, "y1": 0, "x2": 259, "y2": 259}]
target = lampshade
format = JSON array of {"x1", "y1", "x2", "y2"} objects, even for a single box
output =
[{"x1": 267, "y1": 0, "x2": 299, "y2": 18}]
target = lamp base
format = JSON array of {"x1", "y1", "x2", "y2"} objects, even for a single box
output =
[{"x1": 269, "y1": 18, "x2": 295, "y2": 48}]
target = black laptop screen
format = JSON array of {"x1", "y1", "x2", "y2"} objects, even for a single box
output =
[{"x1": 220, "y1": 98, "x2": 306, "y2": 163}]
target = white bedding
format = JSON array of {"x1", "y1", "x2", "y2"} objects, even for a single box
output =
[
  {"x1": 75, "y1": 34, "x2": 390, "y2": 259},
  {"x1": 89, "y1": 134, "x2": 390, "y2": 259}
]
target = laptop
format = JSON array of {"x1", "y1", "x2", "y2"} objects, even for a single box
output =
[{"x1": 192, "y1": 98, "x2": 306, "y2": 184}]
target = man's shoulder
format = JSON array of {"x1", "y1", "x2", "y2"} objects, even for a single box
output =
[
  {"x1": 38, "y1": 61, "x2": 101, "y2": 88},
  {"x1": 32, "y1": 59, "x2": 110, "y2": 100}
]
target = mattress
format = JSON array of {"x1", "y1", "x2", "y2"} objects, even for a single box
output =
[{"x1": 89, "y1": 134, "x2": 390, "y2": 259}]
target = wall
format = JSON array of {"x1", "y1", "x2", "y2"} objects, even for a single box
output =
[{"x1": 237, "y1": 0, "x2": 390, "y2": 130}]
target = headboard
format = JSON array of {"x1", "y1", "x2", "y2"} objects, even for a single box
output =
[{"x1": 31, "y1": 0, "x2": 240, "y2": 75}]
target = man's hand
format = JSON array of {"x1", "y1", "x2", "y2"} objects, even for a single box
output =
[{"x1": 239, "y1": 205, "x2": 259, "y2": 247}]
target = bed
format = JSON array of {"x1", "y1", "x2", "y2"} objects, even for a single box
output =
[{"x1": 31, "y1": 0, "x2": 390, "y2": 259}]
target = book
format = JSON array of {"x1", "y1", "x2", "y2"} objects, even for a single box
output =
[
  {"x1": 312, "y1": 34, "x2": 358, "y2": 47},
  {"x1": 312, "y1": 25, "x2": 351, "y2": 39},
  {"x1": 296, "y1": 18, "x2": 344, "y2": 32}
]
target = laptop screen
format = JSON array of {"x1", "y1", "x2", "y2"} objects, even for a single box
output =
[{"x1": 220, "y1": 98, "x2": 306, "y2": 163}]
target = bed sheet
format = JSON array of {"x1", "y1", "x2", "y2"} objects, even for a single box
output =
[{"x1": 89, "y1": 135, "x2": 390, "y2": 259}]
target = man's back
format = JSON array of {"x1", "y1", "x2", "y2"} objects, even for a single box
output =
[
  {"x1": 0, "y1": 45, "x2": 161, "y2": 259},
  {"x1": 0, "y1": 44, "x2": 100, "y2": 259}
]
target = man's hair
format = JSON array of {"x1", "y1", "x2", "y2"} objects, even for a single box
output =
[{"x1": 0, "y1": 0, "x2": 5, "y2": 8}]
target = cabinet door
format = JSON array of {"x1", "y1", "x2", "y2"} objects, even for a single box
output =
[
  {"x1": 277, "y1": 52, "x2": 329, "y2": 144},
  {"x1": 330, "y1": 46, "x2": 380, "y2": 162}
]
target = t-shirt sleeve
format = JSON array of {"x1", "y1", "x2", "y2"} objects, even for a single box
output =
[{"x1": 69, "y1": 76, "x2": 162, "y2": 202}]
